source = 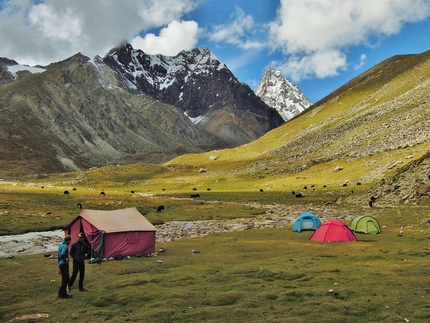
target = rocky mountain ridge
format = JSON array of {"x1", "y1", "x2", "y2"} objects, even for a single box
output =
[
  {"x1": 0, "y1": 57, "x2": 19, "y2": 85},
  {"x1": 0, "y1": 53, "x2": 223, "y2": 174},
  {"x1": 103, "y1": 44, "x2": 285, "y2": 146},
  {"x1": 0, "y1": 45, "x2": 289, "y2": 175}
]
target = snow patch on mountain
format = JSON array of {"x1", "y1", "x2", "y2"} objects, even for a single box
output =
[
  {"x1": 255, "y1": 68, "x2": 311, "y2": 121},
  {"x1": 105, "y1": 45, "x2": 227, "y2": 93},
  {"x1": 185, "y1": 111, "x2": 205, "y2": 124},
  {"x1": 89, "y1": 56, "x2": 123, "y2": 90}
]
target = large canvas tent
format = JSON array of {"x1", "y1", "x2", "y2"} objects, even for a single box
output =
[
  {"x1": 310, "y1": 220, "x2": 358, "y2": 242},
  {"x1": 64, "y1": 207, "x2": 156, "y2": 259},
  {"x1": 293, "y1": 212, "x2": 322, "y2": 232},
  {"x1": 350, "y1": 215, "x2": 381, "y2": 234}
]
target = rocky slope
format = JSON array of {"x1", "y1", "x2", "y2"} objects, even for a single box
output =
[
  {"x1": 167, "y1": 50, "x2": 430, "y2": 205},
  {"x1": 0, "y1": 53, "x2": 221, "y2": 175},
  {"x1": 254, "y1": 68, "x2": 312, "y2": 121},
  {"x1": 0, "y1": 45, "x2": 286, "y2": 176},
  {"x1": 350, "y1": 152, "x2": 430, "y2": 205},
  {"x1": 265, "y1": 51, "x2": 430, "y2": 174},
  {"x1": 0, "y1": 58, "x2": 19, "y2": 86}
]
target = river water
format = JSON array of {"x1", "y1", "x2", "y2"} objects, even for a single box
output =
[{"x1": 0, "y1": 230, "x2": 65, "y2": 257}]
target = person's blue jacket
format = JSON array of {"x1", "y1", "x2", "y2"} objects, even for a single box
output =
[{"x1": 58, "y1": 241, "x2": 69, "y2": 265}]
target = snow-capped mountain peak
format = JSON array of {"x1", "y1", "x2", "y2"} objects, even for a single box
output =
[
  {"x1": 103, "y1": 44, "x2": 227, "y2": 92},
  {"x1": 255, "y1": 68, "x2": 311, "y2": 121},
  {"x1": 102, "y1": 44, "x2": 285, "y2": 146}
]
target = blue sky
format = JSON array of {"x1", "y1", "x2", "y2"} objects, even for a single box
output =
[{"x1": 1, "y1": 0, "x2": 430, "y2": 103}]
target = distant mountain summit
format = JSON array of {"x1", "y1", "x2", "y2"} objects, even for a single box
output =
[
  {"x1": 103, "y1": 44, "x2": 284, "y2": 146},
  {"x1": 254, "y1": 68, "x2": 311, "y2": 121}
]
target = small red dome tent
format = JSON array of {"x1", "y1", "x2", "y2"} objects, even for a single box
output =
[{"x1": 310, "y1": 220, "x2": 358, "y2": 242}]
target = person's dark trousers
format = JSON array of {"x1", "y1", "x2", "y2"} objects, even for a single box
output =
[
  {"x1": 69, "y1": 260, "x2": 85, "y2": 290},
  {"x1": 58, "y1": 264, "x2": 69, "y2": 298}
]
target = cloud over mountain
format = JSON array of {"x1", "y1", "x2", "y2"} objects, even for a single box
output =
[{"x1": 268, "y1": 0, "x2": 430, "y2": 81}]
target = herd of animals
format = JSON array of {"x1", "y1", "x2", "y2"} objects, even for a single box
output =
[{"x1": 57, "y1": 182, "x2": 378, "y2": 215}]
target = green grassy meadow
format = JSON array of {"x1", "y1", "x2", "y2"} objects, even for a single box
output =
[{"x1": 0, "y1": 175, "x2": 429, "y2": 322}]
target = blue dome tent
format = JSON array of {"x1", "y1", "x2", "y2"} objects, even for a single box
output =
[{"x1": 293, "y1": 212, "x2": 322, "y2": 232}]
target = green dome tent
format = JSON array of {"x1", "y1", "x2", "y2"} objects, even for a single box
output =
[{"x1": 349, "y1": 215, "x2": 381, "y2": 234}]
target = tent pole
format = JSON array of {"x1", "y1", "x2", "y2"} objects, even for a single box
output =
[{"x1": 91, "y1": 233, "x2": 94, "y2": 259}]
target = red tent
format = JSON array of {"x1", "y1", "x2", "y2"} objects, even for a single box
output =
[
  {"x1": 65, "y1": 207, "x2": 157, "y2": 258},
  {"x1": 310, "y1": 220, "x2": 358, "y2": 242}
]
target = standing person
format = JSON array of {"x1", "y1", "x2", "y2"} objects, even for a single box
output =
[
  {"x1": 68, "y1": 232, "x2": 90, "y2": 292},
  {"x1": 58, "y1": 235, "x2": 72, "y2": 299}
]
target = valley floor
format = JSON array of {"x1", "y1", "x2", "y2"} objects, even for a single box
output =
[{"x1": 0, "y1": 201, "x2": 373, "y2": 257}]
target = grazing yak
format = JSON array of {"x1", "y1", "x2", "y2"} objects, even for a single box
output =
[
  {"x1": 369, "y1": 196, "x2": 377, "y2": 208},
  {"x1": 157, "y1": 205, "x2": 165, "y2": 212}
]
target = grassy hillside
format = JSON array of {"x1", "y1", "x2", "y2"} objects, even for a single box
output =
[{"x1": 164, "y1": 50, "x2": 430, "y2": 197}]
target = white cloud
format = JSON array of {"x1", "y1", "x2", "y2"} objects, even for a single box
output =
[
  {"x1": 28, "y1": 3, "x2": 82, "y2": 41},
  {"x1": 131, "y1": 20, "x2": 199, "y2": 56},
  {"x1": 272, "y1": 50, "x2": 347, "y2": 81},
  {"x1": 208, "y1": 6, "x2": 264, "y2": 50},
  {"x1": 269, "y1": 0, "x2": 430, "y2": 81},
  {"x1": 354, "y1": 54, "x2": 367, "y2": 70},
  {"x1": 0, "y1": 0, "x2": 196, "y2": 65}
]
